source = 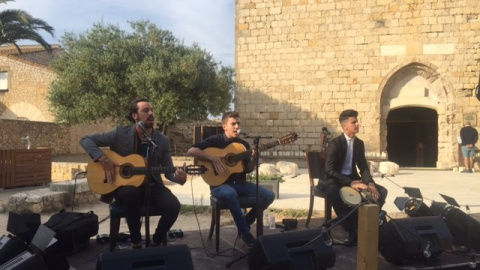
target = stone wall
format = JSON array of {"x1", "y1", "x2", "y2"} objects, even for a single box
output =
[
  {"x1": 0, "y1": 118, "x2": 113, "y2": 155},
  {"x1": 235, "y1": 0, "x2": 480, "y2": 168},
  {"x1": 0, "y1": 56, "x2": 55, "y2": 122}
]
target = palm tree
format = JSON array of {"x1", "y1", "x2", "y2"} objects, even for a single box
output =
[{"x1": 0, "y1": 0, "x2": 54, "y2": 54}]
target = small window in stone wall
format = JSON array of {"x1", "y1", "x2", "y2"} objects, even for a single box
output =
[{"x1": 0, "y1": 71, "x2": 7, "y2": 91}]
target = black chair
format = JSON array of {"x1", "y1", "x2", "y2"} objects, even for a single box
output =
[
  {"x1": 109, "y1": 202, "x2": 164, "y2": 251},
  {"x1": 208, "y1": 196, "x2": 263, "y2": 252},
  {"x1": 306, "y1": 150, "x2": 332, "y2": 228}
]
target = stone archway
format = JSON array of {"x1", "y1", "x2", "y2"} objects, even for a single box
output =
[
  {"x1": 377, "y1": 61, "x2": 457, "y2": 168},
  {"x1": 0, "y1": 102, "x2": 46, "y2": 122},
  {"x1": 386, "y1": 107, "x2": 438, "y2": 167}
]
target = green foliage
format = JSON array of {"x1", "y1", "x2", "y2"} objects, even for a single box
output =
[
  {"x1": 48, "y1": 20, "x2": 234, "y2": 126},
  {"x1": 246, "y1": 172, "x2": 285, "y2": 183},
  {"x1": 0, "y1": 6, "x2": 54, "y2": 54},
  {"x1": 269, "y1": 208, "x2": 311, "y2": 218}
]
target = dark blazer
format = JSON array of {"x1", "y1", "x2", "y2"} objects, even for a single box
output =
[{"x1": 324, "y1": 134, "x2": 374, "y2": 187}]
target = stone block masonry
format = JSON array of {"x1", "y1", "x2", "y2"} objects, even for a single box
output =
[
  {"x1": 3, "y1": 178, "x2": 98, "y2": 214},
  {"x1": 235, "y1": 0, "x2": 480, "y2": 169}
]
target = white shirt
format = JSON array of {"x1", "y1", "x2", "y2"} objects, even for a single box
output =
[{"x1": 341, "y1": 134, "x2": 355, "y2": 175}]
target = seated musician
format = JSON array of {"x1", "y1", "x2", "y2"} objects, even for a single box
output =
[
  {"x1": 321, "y1": 109, "x2": 388, "y2": 246},
  {"x1": 79, "y1": 97, "x2": 187, "y2": 249},
  {"x1": 187, "y1": 111, "x2": 275, "y2": 248}
]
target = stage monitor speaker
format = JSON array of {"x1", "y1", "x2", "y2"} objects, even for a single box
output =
[
  {"x1": 95, "y1": 245, "x2": 194, "y2": 270},
  {"x1": 441, "y1": 206, "x2": 480, "y2": 251},
  {"x1": 0, "y1": 236, "x2": 29, "y2": 265},
  {"x1": 248, "y1": 228, "x2": 335, "y2": 270},
  {"x1": 7, "y1": 212, "x2": 40, "y2": 244},
  {"x1": 379, "y1": 216, "x2": 453, "y2": 265},
  {"x1": 0, "y1": 251, "x2": 47, "y2": 270}
]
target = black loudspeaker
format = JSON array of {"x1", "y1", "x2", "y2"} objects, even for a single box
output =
[
  {"x1": 441, "y1": 206, "x2": 480, "y2": 251},
  {"x1": 379, "y1": 216, "x2": 453, "y2": 265},
  {"x1": 248, "y1": 228, "x2": 335, "y2": 270},
  {"x1": 0, "y1": 251, "x2": 48, "y2": 270},
  {"x1": 95, "y1": 245, "x2": 194, "y2": 270},
  {"x1": 0, "y1": 236, "x2": 29, "y2": 265},
  {"x1": 6, "y1": 212, "x2": 41, "y2": 245}
]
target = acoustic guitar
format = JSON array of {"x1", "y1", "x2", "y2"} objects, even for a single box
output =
[
  {"x1": 87, "y1": 149, "x2": 207, "y2": 195},
  {"x1": 198, "y1": 132, "x2": 298, "y2": 186}
]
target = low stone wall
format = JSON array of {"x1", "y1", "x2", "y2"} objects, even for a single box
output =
[{"x1": 5, "y1": 178, "x2": 99, "y2": 214}]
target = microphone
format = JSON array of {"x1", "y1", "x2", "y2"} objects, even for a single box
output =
[
  {"x1": 138, "y1": 121, "x2": 147, "y2": 133},
  {"x1": 238, "y1": 129, "x2": 247, "y2": 136},
  {"x1": 137, "y1": 121, "x2": 157, "y2": 148}
]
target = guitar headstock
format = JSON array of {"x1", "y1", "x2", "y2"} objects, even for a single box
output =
[
  {"x1": 278, "y1": 132, "x2": 298, "y2": 145},
  {"x1": 184, "y1": 164, "x2": 208, "y2": 175}
]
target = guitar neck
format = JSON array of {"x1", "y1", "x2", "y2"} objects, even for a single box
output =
[
  {"x1": 226, "y1": 140, "x2": 280, "y2": 164},
  {"x1": 128, "y1": 166, "x2": 176, "y2": 176}
]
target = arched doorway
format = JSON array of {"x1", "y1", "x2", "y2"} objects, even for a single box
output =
[{"x1": 386, "y1": 107, "x2": 438, "y2": 167}]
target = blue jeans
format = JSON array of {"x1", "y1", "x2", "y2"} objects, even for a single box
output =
[{"x1": 211, "y1": 182, "x2": 275, "y2": 236}]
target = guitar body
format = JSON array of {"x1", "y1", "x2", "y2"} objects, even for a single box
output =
[
  {"x1": 198, "y1": 132, "x2": 298, "y2": 186},
  {"x1": 87, "y1": 150, "x2": 147, "y2": 195},
  {"x1": 87, "y1": 149, "x2": 207, "y2": 195},
  {"x1": 198, "y1": 143, "x2": 247, "y2": 186}
]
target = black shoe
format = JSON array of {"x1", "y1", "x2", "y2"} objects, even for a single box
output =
[
  {"x1": 343, "y1": 231, "x2": 357, "y2": 246},
  {"x1": 241, "y1": 232, "x2": 256, "y2": 248},
  {"x1": 319, "y1": 226, "x2": 333, "y2": 246},
  {"x1": 379, "y1": 210, "x2": 387, "y2": 226}
]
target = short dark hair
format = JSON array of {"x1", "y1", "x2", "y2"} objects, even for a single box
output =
[
  {"x1": 222, "y1": 111, "x2": 240, "y2": 124},
  {"x1": 126, "y1": 97, "x2": 150, "y2": 123},
  {"x1": 339, "y1": 109, "x2": 358, "y2": 124}
]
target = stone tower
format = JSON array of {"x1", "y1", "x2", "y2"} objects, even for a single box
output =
[{"x1": 235, "y1": 0, "x2": 480, "y2": 169}]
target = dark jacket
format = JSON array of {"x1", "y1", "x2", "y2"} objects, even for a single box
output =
[{"x1": 324, "y1": 134, "x2": 374, "y2": 187}]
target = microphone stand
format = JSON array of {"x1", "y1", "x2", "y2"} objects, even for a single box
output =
[
  {"x1": 141, "y1": 128, "x2": 157, "y2": 248},
  {"x1": 226, "y1": 133, "x2": 271, "y2": 268},
  {"x1": 246, "y1": 134, "x2": 272, "y2": 238}
]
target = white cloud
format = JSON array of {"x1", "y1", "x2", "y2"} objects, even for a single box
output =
[{"x1": 4, "y1": 0, "x2": 235, "y2": 66}]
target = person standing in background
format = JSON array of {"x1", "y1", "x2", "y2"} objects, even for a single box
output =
[{"x1": 460, "y1": 121, "x2": 478, "y2": 173}]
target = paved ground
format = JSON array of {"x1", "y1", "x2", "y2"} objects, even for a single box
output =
[{"x1": 1, "y1": 156, "x2": 480, "y2": 269}]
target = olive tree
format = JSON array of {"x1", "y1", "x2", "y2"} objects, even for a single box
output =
[{"x1": 48, "y1": 20, "x2": 234, "y2": 127}]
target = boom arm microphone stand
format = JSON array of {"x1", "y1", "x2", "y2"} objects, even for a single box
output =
[
  {"x1": 226, "y1": 133, "x2": 272, "y2": 268},
  {"x1": 247, "y1": 134, "x2": 272, "y2": 238},
  {"x1": 139, "y1": 122, "x2": 158, "y2": 247}
]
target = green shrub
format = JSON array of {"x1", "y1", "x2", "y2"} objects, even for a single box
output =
[{"x1": 246, "y1": 172, "x2": 285, "y2": 183}]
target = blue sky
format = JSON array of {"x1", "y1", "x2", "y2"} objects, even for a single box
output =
[{"x1": 5, "y1": 0, "x2": 235, "y2": 67}]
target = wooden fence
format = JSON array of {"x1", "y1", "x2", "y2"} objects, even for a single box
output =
[{"x1": 0, "y1": 149, "x2": 52, "y2": 188}]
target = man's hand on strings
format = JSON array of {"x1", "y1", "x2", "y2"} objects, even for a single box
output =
[
  {"x1": 211, "y1": 156, "x2": 227, "y2": 174},
  {"x1": 100, "y1": 156, "x2": 116, "y2": 184}
]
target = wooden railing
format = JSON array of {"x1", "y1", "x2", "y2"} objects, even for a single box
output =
[{"x1": 0, "y1": 149, "x2": 52, "y2": 188}]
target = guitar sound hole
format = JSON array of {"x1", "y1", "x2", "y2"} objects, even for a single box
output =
[
  {"x1": 224, "y1": 154, "x2": 237, "y2": 167},
  {"x1": 120, "y1": 165, "x2": 133, "y2": 178}
]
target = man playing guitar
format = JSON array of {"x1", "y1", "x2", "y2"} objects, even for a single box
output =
[
  {"x1": 80, "y1": 97, "x2": 186, "y2": 249},
  {"x1": 187, "y1": 111, "x2": 275, "y2": 248}
]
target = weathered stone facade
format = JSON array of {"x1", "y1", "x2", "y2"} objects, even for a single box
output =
[
  {"x1": 235, "y1": 0, "x2": 480, "y2": 169},
  {"x1": 0, "y1": 46, "x2": 114, "y2": 154},
  {"x1": 0, "y1": 46, "x2": 59, "y2": 122}
]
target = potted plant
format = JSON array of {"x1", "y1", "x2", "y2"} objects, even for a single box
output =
[{"x1": 246, "y1": 172, "x2": 284, "y2": 199}]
